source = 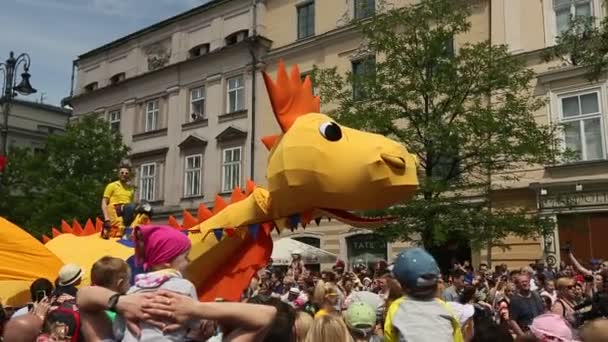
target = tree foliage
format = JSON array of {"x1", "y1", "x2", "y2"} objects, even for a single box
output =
[
  {"x1": 546, "y1": 4, "x2": 608, "y2": 79},
  {"x1": 313, "y1": 0, "x2": 560, "y2": 249},
  {"x1": 0, "y1": 115, "x2": 129, "y2": 237}
]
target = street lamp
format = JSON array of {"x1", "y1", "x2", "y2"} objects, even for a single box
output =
[{"x1": 0, "y1": 51, "x2": 37, "y2": 159}]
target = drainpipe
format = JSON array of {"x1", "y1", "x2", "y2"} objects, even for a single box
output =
[
  {"x1": 485, "y1": 0, "x2": 493, "y2": 268},
  {"x1": 248, "y1": 0, "x2": 258, "y2": 181}
]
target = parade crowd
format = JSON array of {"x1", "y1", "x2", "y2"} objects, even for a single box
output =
[{"x1": 1, "y1": 225, "x2": 608, "y2": 341}]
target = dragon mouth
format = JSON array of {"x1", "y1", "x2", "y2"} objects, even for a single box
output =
[{"x1": 318, "y1": 208, "x2": 396, "y2": 228}]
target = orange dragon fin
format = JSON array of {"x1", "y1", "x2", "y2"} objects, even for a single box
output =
[
  {"x1": 72, "y1": 219, "x2": 84, "y2": 236},
  {"x1": 168, "y1": 216, "x2": 181, "y2": 229},
  {"x1": 61, "y1": 220, "x2": 73, "y2": 234},
  {"x1": 261, "y1": 135, "x2": 280, "y2": 150},
  {"x1": 83, "y1": 219, "x2": 96, "y2": 236},
  {"x1": 182, "y1": 210, "x2": 198, "y2": 229}
]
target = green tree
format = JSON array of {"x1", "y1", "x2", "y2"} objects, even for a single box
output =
[
  {"x1": 545, "y1": 1, "x2": 608, "y2": 78},
  {"x1": 0, "y1": 115, "x2": 129, "y2": 237},
  {"x1": 313, "y1": 0, "x2": 560, "y2": 251}
]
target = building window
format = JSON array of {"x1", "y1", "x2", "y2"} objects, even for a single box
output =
[
  {"x1": 110, "y1": 72, "x2": 126, "y2": 85},
  {"x1": 355, "y1": 0, "x2": 375, "y2": 19},
  {"x1": 109, "y1": 110, "x2": 121, "y2": 132},
  {"x1": 190, "y1": 87, "x2": 205, "y2": 121},
  {"x1": 145, "y1": 99, "x2": 159, "y2": 132},
  {"x1": 184, "y1": 154, "x2": 203, "y2": 197},
  {"x1": 139, "y1": 163, "x2": 156, "y2": 201},
  {"x1": 225, "y1": 30, "x2": 248, "y2": 46},
  {"x1": 84, "y1": 82, "x2": 98, "y2": 93},
  {"x1": 222, "y1": 147, "x2": 241, "y2": 192},
  {"x1": 352, "y1": 57, "x2": 376, "y2": 101},
  {"x1": 297, "y1": 1, "x2": 315, "y2": 39},
  {"x1": 554, "y1": 0, "x2": 593, "y2": 34},
  {"x1": 189, "y1": 43, "x2": 210, "y2": 58},
  {"x1": 559, "y1": 90, "x2": 604, "y2": 161},
  {"x1": 227, "y1": 76, "x2": 245, "y2": 113}
]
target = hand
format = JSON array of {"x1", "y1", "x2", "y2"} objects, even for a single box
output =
[
  {"x1": 31, "y1": 297, "x2": 50, "y2": 321},
  {"x1": 101, "y1": 220, "x2": 112, "y2": 239},
  {"x1": 141, "y1": 290, "x2": 198, "y2": 332},
  {"x1": 115, "y1": 292, "x2": 164, "y2": 338}
]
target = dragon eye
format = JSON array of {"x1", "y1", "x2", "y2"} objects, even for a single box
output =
[{"x1": 319, "y1": 122, "x2": 342, "y2": 142}]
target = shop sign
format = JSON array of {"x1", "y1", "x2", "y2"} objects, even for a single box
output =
[{"x1": 540, "y1": 191, "x2": 608, "y2": 209}]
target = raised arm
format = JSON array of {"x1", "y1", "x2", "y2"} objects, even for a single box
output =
[{"x1": 568, "y1": 252, "x2": 593, "y2": 277}]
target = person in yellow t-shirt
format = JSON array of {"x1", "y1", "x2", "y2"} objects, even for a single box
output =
[{"x1": 101, "y1": 165, "x2": 134, "y2": 238}]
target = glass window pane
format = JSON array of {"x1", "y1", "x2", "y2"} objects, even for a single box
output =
[
  {"x1": 576, "y1": 3, "x2": 591, "y2": 17},
  {"x1": 562, "y1": 96, "x2": 580, "y2": 117},
  {"x1": 234, "y1": 148, "x2": 240, "y2": 160},
  {"x1": 564, "y1": 121, "x2": 583, "y2": 159},
  {"x1": 580, "y1": 93, "x2": 599, "y2": 114},
  {"x1": 554, "y1": 0, "x2": 571, "y2": 8},
  {"x1": 584, "y1": 118, "x2": 603, "y2": 160},
  {"x1": 556, "y1": 8, "x2": 571, "y2": 34}
]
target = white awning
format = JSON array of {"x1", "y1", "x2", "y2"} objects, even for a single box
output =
[{"x1": 271, "y1": 238, "x2": 337, "y2": 265}]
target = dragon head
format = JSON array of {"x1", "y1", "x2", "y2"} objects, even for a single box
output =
[{"x1": 262, "y1": 61, "x2": 419, "y2": 227}]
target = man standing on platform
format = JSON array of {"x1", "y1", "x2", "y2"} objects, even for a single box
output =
[{"x1": 101, "y1": 165, "x2": 134, "y2": 238}]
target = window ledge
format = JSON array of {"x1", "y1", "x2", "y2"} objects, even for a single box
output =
[
  {"x1": 546, "y1": 159, "x2": 608, "y2": 172},
  {"x1": 218, "y1": 109, "x2": 248, "y2": 123},
  {"x1": 182, "y1": 119, "x2": 209, "y2": 130},
  {"x1": 133, "y1": 128, "x2": 168, "y2": 141},
  {"x1": 181, "y1": 195, "x2": 205, "y2": 201},
  {"x1": 147, "y1": 200, "x2": 164, "y2": 206}
]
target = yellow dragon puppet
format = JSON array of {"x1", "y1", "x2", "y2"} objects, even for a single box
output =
[{"x1": 0, "y1": 61, "x2": 418, "y2": 306}]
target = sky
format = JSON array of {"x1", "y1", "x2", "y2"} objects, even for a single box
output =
[{"x1": 1, "y1": 0, "x2": 210, "y2": 106}]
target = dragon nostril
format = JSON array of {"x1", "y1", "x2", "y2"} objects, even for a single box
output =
[{"x1": 381, "y1": 153, "x2": 406, "y2": 170}]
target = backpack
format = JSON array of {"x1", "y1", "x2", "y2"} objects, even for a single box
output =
[{"x1": 39, "y1": 294, "x2": 82, "y2": 342}]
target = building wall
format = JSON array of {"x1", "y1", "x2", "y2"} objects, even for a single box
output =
[
  {"x1": 5, "y1": 101, "x2": 70, "y2": 150},
  {"x1": 71, "y1": 0, "x2": 268, "y2": 218}
]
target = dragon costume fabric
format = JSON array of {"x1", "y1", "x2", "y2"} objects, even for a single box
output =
[{"x1": 0, "y1": 61, "x2": 418, "y2": 306}]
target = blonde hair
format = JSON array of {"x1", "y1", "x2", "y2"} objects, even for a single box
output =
[
  {"x1": 295, "y1": 311, "x2": 314, "y2": 342},
  {"x1": 313, "y1": 280, "x2": 339, "y2": 305},
  {"x1": 556, "y1": 277, "x2": 574, "y2": 290},
  {"x1": 304, "y1": 314, "x2": 353, "y2": 342}
]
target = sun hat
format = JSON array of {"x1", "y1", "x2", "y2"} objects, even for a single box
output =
[
  {"x1": 529, "y1": 313, "x2": 577, "y2": 342},
  {"x1": 345, "y1": 301, "x2": 377, "y2": 330},
  {"x1": 58, "y1": 263, "x2": 83, "y2": 286}
]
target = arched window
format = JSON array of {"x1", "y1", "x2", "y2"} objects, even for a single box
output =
[
  {"x1": 189, "y1": 43, "x2": 210, "y2": 58},
  {"x1": 225, "y1": 29, "x2": 249, "y2": 46},
  {"x1": 110, "y1": 72, "x2": 126, "y2": 85}
]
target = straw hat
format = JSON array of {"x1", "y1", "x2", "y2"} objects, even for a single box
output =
[{"x1": 58, "y1": 263, "x2": 83, "y2": 286}]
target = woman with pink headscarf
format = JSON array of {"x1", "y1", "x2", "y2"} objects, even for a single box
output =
[{"x1": 114, "y1": 225, "x2": 200, "y2": 341}]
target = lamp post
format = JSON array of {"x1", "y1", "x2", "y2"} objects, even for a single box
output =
[{"x1": 0, "y1": 51, "x2": 37, "y2": 158}]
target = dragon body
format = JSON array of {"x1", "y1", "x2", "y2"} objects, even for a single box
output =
[{"x1": 0, "y1": 61, "x2": 418, "y2": 306}]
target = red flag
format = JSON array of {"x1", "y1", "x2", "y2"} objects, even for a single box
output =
[{"x1": 0, "y1": 156, "x2": 6, "y2": 172}]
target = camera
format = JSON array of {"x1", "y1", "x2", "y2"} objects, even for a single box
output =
[{"x1": 560, "y1": 242, "x2": 572, "y2": 254}]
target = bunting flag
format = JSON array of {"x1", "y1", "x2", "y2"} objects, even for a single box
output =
[
  {"x1": 288, "y1": 214, "x2": 300, "y2": 228},
  {"x1": 0, "y1": 155, "x2": 6, "y2": 172},
  {"x1": 213, "y1": 229, "x2": 223, "y2": 241},
  {"x1": 315, "y1": 217, "x2": 322, "y2": 226},
  {"x1": 249, "y1": 224, "x2": 260, "y2": 239},
  {"x1": 225, "y1": 228, "x2": 235, "y2": 237}
]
